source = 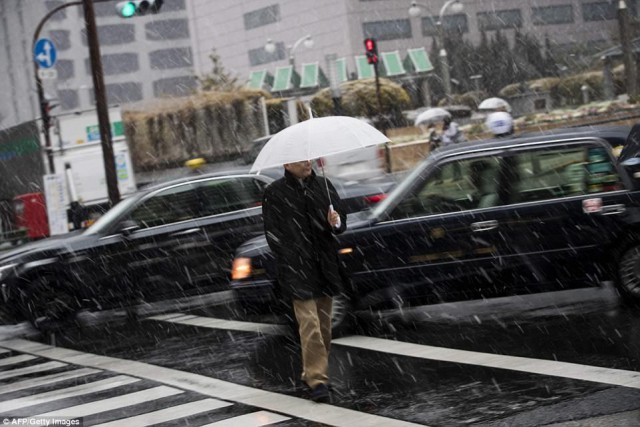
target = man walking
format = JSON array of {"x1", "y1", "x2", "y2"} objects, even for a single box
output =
[{"x1": 262, "y1": 159, "x2": 347, "y2": 403}]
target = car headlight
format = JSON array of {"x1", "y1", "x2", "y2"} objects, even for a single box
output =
[{"x1": 0, "y1": 263, "x2": 17, "y2": 280}]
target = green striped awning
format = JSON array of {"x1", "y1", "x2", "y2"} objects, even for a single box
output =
[
  {"x1": 380, "y1": 51, "x2": 406, "y2": 76},
  {"x1": 299, "y1": 62, "x2": 328, "y2": 89},
  {"x1": 355, "y1": 55, "x2": 375, "y2": 79},
  {"x1": 246, "y1": 70, "x2": 272, "y2": 90},
  {"x1": 271, "y1": 65, "x2": 299, "y2": 92},
  {"x1": 335, "y1": 58, "x2": 348, "y2": 84},
  {"x1": 405, "y1": 48, "x2": 434, "y2": 74}
]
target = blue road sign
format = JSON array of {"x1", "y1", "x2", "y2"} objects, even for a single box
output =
[{"x1": 34, "y1": 38, "x2": 57, "y2": 69}]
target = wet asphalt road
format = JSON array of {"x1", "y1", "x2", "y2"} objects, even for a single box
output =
[{"x1": 2, "y1": 284, "x2": 640, "y2": 426}]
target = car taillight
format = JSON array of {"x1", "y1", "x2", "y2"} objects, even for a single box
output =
[
  {"x1": 364, "y1": 193, "x2": 387, "y2": 204},
  {"x1": 232, "y1": 257, "x2": 252, "y2": 280}
]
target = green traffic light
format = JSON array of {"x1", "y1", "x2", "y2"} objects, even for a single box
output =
[{"x1": 120, "y1": 2, "x2": 136, "y2": 17}]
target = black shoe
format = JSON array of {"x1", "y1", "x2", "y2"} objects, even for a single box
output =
[{"x1": 310, "y1": 383, "x2": 330, "y2": 403}]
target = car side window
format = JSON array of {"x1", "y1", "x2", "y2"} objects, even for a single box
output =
[
  {"x1": 511, "y1": 145, "x2": 623, "y2": 204},
  {"x1": 388, "y1": 156, "x2": 501, "y2": 220},
  {"x1": 198, "y1": 177, "x2": 267, "y2": 216},
  {"x1": 129, "y1": 183, "x2": 200, "y2": 228}
]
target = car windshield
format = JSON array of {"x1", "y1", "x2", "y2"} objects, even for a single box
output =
[{"x1": 82, "y1": 194, "x2": 142, "y2": 235}]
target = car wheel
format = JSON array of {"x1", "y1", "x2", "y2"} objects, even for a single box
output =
[
  {"x1": 331, "y1": 293, "x2": 354, "y2": 336},
  {"x1": 22, "y1": 274, "x2": 78, "y2": 330},
  {"x1": 617, "y1": 245, "x2": 640, "y2": 305}
]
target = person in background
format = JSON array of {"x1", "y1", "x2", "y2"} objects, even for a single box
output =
[
  {"x1": 427, "y1": 123, "x2": 441, "y2": 152},
  {"x1": 441, "y1": 116, "x2": 464, "y2": 146},
  {"x1": 485, "y1": 111, "x2": 514, "y2": 138},
  {"x1": 262, "y1": 159, "x2": 347, "y2": 404}
]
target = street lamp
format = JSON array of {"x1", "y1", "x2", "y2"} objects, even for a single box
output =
[
  {"x1": 265, "y1": 34, "x2": 314, "y2": 68},
  {"x1": 408, "y1": 0, "x2": 464, "y2": 100}
]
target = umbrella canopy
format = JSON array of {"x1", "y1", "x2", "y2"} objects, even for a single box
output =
[
  {"x1": 250, "y1": 116, "x2": 390, "y2": 172},
  {"x1": 478, "y1": 97, "x2": 512, "y2": 113},
  {"x1": 414, "y1": 108, "x2": 451, "y2": 126}
]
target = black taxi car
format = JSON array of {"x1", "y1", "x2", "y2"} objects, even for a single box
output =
[
  {"x1": 0, "y1": 172, "x2": 273, "y2": 328},
  {"x1": 230, "y1": 126, "x2": 640, "y2": 332}
]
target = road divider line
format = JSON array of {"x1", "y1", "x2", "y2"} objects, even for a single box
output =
[
  {"x1": 35, "y1": 385, "x2": 184, "y2": 417},
  {"x1": 0, "y1": 367, "x2": 100, "y2": 395},
  {"x1": 0, "y1": 374, "x2": 140, "y2": 412},
  {"x1": 333, "y1": 335, "x2": 640, "y2": 390},
  {"x1": 1, "y1": 339, "x2": 423, "y2": 427},
  {"x1": 146, "y1": 313, "x2": 288, "y2": 335}
]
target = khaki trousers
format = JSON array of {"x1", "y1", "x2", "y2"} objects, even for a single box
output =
[{"x1": 292, "y1": 296, "x2": 332, "y2": 388}]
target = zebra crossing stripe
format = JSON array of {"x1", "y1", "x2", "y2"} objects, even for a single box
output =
[
  {"x1": 34, "y1": 385, "x2": 184, "y2": 417},
  {"x1": 332, "y1": 335, "x2": 640, "y2": 390},
  {"x1": 0, "y1": 354, "x2": 37, "y2": 366},
  {"x1": 0, "y1": 367, "x2": 100, "y2": 394},
  {"x1": 1, "y1": 339, "x2": 422, "y2": 427},
  {"x1": 147, "y1": 313, "x2": 288, "y2": 335},
  {"x1": 0, "y1": 348, "x2": 10, "y2": 354},
  {"x1": 91, "y1": 398, "x2": 233, "y2": 427},
  {"x1": 0, "y1": 361, "x2": 66, "y2": 380},
  {"x1": 200, "y1": 410, "x2": 290, "y2": 426},
  {"x1": 0, "y1": 375, "x2": 139, "y2": 412}
]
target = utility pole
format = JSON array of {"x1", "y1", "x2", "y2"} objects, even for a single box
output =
[
  {"x1": 83, "y1": 0, "x2": 120, "y2": 206},
  {"x1": 618, "y1": 0, "x2": 637, "y2": 100}
]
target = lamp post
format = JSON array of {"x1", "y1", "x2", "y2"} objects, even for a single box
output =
[
  {"x1": 265, "y1": 34, "x2": 314, "y2": 69},
  {"x1": 33, "y1": 0, "x2": 120, "y2": 205},
  {"x1": 618, "y1": 0, "x2": 637, "y2": 100},
  {"x1": 409, "y1": 0, "x2": 464, "y2": 100}
]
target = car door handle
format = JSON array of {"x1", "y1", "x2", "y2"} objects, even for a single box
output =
[
  {"x1": 170, "y1": 227, "x2": 202, "y2": 237},
  {"x1": 471, "y1": 220, "x2": 498, "y2": 232},
  {"x1": 601, "y1": 204, "x2": 626, "y2": 215}
]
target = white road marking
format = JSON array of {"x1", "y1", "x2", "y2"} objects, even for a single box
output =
[
  {"x1": 333, "y1": 335, "x2": 640, "y2": 390},
  {"x1": 0, "y1": 368, "x2": 100, "y2": 394},
  {"x1": 0, "y1": 354, "x2": 36, "y2": 366},
  {"x1": 35, "y1": 385, "x2": 183, "y2": 417},
  {"x1": 91, "y1": 398, "x2": 233, "y2": 427},
  {"x1": 0, "y1": 375, "x2": 139, "y2": 412},
  {"x1": 1, "y1": 339, "x2": 422, "y2": 427},
  {"x1": 0, "y1": 348, "x2": 9, "y2": 354},
  {"x1": 0, "y1": 361, "x2": 66, "y2": 380},
  {"x1": 147, "y1": 313, "x2": 288, "y2": 335},
  {"x1": 201, "y1": 410, "x2": 290, "y2": 426}
]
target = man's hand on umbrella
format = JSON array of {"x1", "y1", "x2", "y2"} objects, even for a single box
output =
[{"x1": 328, "y1": 208, "x2": 341, "y2": 228}]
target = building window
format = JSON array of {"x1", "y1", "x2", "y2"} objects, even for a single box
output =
[
  {"x1": 421, "y1": 14, "x2": 468, "y2": 36},
  {"x1": 244, "y1": 4, "x2": 280, "y2": 30},
  {"x1": 44, "y1": 1, "x2": 66, "y2": 21},
  {"x1": 85, "y1": 53, "x2": 139, "y2": 76},
  {"x1": 477, "y1": 9, "x2": 523, "y2": 30},
  {"x1": 49, "y1": 30, "x2": 70, "y2": 51},
  {"x1": 56, "y1": 59, "x2": 74, "y2": 80},
  {"x1": 58, "y1": 89, "x2": 78, "y2": 110},
  {"x1": 91, "y1": 82, "x2": 143, "y2": 104},
  {"x1": 162, "y1": 0, "x2": 186, "y2": 11},
  {"x1": 149, "y1": 47, "x2": 193, "y2": 70},
  {"x1": 82, "y1": 25, "x2": 135, "y2": 46},
  {"x1": 582, "y1": 2, "x2": 616, "y2": 21},
  {"x1": 146, "y1": 19, "x2": 190, "y2": 41},
  {"x1": 153, "y1": 76, "x2": 197, "y2": 97},
  {"x1": 363, "y1": 19, "x2": 412, "y2": 41},
  {"x1": 532, "y1": 5, "x2": 573, "y2": 25},
  {"x1": 249, "y1": 42, "x2": 285, "y2": 66}
]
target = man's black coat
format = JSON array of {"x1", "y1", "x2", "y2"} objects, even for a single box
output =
[{"x1": 262, "y1": 169, "x2": 347, "y2": 300}]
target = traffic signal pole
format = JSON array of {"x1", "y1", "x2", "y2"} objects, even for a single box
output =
[{"x1": 364, "y1": 38, "x2": 391, "y2": 173}]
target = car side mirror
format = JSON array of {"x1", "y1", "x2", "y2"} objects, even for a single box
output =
[
  {"x1": 621, "y1": 158, "x2": 640, "y2": 189},
  {"x1": 118, "y1": 219, "x2": 140, "y2": 237}
]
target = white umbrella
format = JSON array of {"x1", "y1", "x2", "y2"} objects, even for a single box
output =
[
  {"x1": 250, "y1": 116, "x2": 390, "y2": 172},
  {"x1": 414, "y1": 108, "x2": 451, "y2": 126},
  {"x1": 478, "y1": 97, "x2": 512, "y2": 113}
]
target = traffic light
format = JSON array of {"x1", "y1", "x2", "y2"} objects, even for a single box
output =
[
  {"x1": 40, "y1": 97, "x2": 59, "y2": 129},
  {"x1": 116, "y1": 0, "x2": 163, "y2": 18},
  {"x1": 364, "y1": 38, "x2": 378, "y2": 65}
]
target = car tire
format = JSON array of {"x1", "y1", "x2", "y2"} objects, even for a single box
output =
[
  {"x1": 617, "y1": 245, "x2": 640, "y2": 305},
  {"x1": 21, "y1": 274, "x2": 79, "y2": 330},
  {"x1": 331, "y1": 293, "x2": 354, "y2": 337}
]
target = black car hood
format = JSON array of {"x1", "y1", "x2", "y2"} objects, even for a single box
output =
[{"x1": 0, "y1": 231, "x2": 96, "y2": 265}]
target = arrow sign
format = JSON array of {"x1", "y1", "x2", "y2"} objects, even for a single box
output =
[{"x1": 34, "y1": 38, "x2": 57, "y2": 69}]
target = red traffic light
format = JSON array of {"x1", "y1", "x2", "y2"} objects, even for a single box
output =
[{"x1": 364, "y1": 38, "x2": 378, "y2": 64}]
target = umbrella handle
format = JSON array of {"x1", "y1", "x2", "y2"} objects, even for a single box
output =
[{"x1": 329, "y1": 204, "x2": 341, "y2": 228}]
